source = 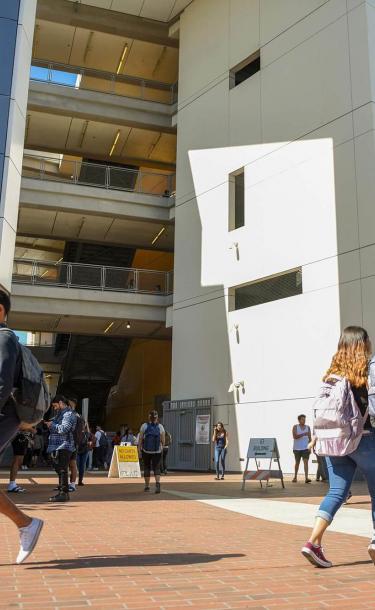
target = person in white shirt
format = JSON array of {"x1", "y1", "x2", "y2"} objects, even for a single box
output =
[
  {"x1": 93, "y1": 426, "x2": 108, "y2": 470},
  {"x1": 292, "y1": 414, "x2": 312, "y2": 483}
]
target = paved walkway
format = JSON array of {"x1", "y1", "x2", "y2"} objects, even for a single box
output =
[{"x1": 0, "y1": 472, "x2": 375, "y2": 609}]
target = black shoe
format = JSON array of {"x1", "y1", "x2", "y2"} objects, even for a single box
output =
[
  {"x1": 144, "y1": 486, "x2": 150, "y2": 492},
  {"x1": 155, "y1": 483, "x2": 161, "y2": 494},
  {"x1": 49, "y1": 492, "x2": 70, "y2": 503},
  {"x1": 221, "y1": 476, "x2": 225, "y2": 480},
  {"x1": 78, "y1": 481, "x2": 84, "y2": 486}
]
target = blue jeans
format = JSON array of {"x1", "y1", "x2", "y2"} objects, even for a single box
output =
[
  {"x1": 215, "y1": 447, "x2": 226, "y2": 477},
  {"x1": 317, "y1": 433, "x2": 375, "y2": 525},
  {"x1": 77, "y1": 451, "x2": 89, "y2": 482}
]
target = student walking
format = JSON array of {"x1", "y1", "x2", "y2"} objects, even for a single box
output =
[
  {"x1": 8, "y1": 432, "x2": 28, "y2": 493},
  {"x1": 46, "y1": 395, "x2": 77, "y2": 502},
  {"x1": 212, "y1": 422, "x2": 228, "y2": 480},
  {"x1": 161, "y1": 429, "x2": 172, "y2": 474},
  {"x1": 292, "y1": 414, "x2": 312, "y2": 483},
  {"x1": 76, "y1": 422, "x2": 90, "y2": 486},
  {"x1": 0, "y1": 290, "x2": 43, "y2": 564},
  {"x1": 138, "y1": 410, "x2": 165, "y2": 493},
  {"x1": 302, "y1": 326, "x2": 375, "y2": 568}
]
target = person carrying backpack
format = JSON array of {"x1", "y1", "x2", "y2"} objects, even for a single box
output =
[
  {"x1": 302, "y1": 326, "x2": 375, "y2": 568},
  {"x1": 0, "y1": 290, "x2": 44, "y2": 564},
  {"x1": 94, "y1": 425, "x2": 108, "y2": 469},
  {"x1": 138, "y1": 410, "x2": 165, "y2": 493},
  {"x1": 76, "y1": 420, "x2": 90, "y2": 485},
  {"x1": 161, "y1": 428, "x2": 172, "y2": 475}
]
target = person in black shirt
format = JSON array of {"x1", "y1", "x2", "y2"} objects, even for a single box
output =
[{"x1": 0, "y1": 290, "x2": 43, "y2": 563}]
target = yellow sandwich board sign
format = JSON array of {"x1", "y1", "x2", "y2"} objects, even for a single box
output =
[{"x1": 108, "y1": 445, "x2": 141, "y2": 478}]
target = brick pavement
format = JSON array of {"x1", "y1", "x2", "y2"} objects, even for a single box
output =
[{"x1": 0, "y1": 472, "x2": 374, "y2": 610}]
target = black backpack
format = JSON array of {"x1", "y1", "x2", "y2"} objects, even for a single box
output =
[
  {"x1": 0, "y1": 328, "x2": 49, "y2": 424},
  {"x1": 99, "y1": 431, "x2": 108, "y2": 448},
  {"x1": 73, "y1": 413, "x2": 85, "y2": 449}
]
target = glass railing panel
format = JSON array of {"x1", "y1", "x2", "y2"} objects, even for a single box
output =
[
  {"x1": 104, "y1": 267, "x2": 135, "y2": 291},
  {"x1": 69, "y1": 264, "x2": 102, "y2": 289},
  {"x1": 30, "y1": 60, "x2": 177, "y2": 105},
  {"x1": 78, "y1": 163, "x2": 107, "y2": 188}
]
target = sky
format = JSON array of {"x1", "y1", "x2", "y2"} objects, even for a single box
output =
[
  {"x1": 14, "y1": 331, "x2": 28, "y2": 344},
  {"x1": 30, "y1": 66, "x2": 78, "y2": 87}
]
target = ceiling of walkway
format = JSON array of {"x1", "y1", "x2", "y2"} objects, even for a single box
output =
[
  {"x1": 25, "y1": 110, "x2": 176, "y2": 167},
  {"x1": 8, "y1": 310, "x2": 172, "y2": 339},
  {"x1": 17, "y1": 209, "x2": 174, "y2": 251},
  {"x1": 65, "y1": 0, "x2": 192, "y2": 23},
  {"x1": 33, "y1": 19, "x2": 179, "y2": 82}
]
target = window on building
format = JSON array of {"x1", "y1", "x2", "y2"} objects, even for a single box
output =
[
  {"x1": 230, "y1": 50, "x2": 260, "y2": 89},
  {"x1": 228, "y1": 168, "x2": 245, "y2": 231},
  {"x1": 229, "y1": 268, "x2": 302, "y2": 311}
]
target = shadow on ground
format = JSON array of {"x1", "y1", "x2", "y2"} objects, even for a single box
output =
[{"x1": 22, "y1": 552, "x2": 244, "y2": 570}]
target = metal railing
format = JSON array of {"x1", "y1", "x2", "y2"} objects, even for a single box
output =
[
  {"x1": 31, "y1": 59, "x2": 178, "y2": 105},
  {"x1": 22, "y1": 154, "x2": 176, "y2": 198},
  {"x1": 13, "y1": 259, "x2": 174, "y2": 296}
]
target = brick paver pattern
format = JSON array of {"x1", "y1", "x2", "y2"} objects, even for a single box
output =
[{"x1": 0, "y1": 473, "x2": 374, "y2": 610}]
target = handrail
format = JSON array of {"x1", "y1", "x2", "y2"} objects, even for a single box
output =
[
  {"x1": 22, "y1": 154, "x2": 176, "y2": 199},
  {"x1": 13, "y1": 258, "x2": 174, "y2": 296},
  {"x1": 31, "y1": 58, "x2": 178, "y2": 105}
]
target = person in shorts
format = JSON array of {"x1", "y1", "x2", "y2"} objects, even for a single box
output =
[
  {"x1": 0, "y1": 290, "x2": 43, "y2": 564},
  {"x1": 7, "y1": 432, "x2": 28, "y2": 493},
  {"x1": 292, "y1": 414, "x2": 312, "y2": 483},
  {"x1": 138, "y1": 410, "x2": 165, "y2": 494}
]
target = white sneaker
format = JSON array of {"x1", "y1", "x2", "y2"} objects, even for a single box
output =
[{"x1": 16, "y1": 518, "x2": 44, "y2": 565}]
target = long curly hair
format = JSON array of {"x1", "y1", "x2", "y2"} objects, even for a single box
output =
[{"x1": 324, "y1": 326, "x2": 371, "y2": 387}]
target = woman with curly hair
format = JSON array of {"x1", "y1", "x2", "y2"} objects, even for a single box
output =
[{"x1": 302, "y1": 326, "x2": 375, "y2": 568}]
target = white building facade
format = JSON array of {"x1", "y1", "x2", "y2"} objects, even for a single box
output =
[{"x1": 172, "y1": 0, "x2": 375, "y2": 473}]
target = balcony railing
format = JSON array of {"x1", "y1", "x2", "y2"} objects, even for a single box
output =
[
  {"x1": 31, "y1": 59, "x2": 178, "y2": 105},
  {"x1": 13, "y1": 259, "x2": 174, "y2": 296},
  {"x1": 22, "y1": 154, "x2": 176, "y2": 198}
]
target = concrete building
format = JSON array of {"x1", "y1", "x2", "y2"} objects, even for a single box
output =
[{"x1": 1, "y1": 0, "x2": 375, "y2": 473}]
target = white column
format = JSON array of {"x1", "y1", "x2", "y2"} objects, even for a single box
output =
[{"x1": 0, "y1": 0, "x2": 36, "y2": 292}]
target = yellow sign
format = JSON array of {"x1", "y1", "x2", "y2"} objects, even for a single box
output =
[
  {"x1": 108, "y1": 445, "x2": 141, "y2": 479},
  {"x1": 117, "y1": 446, "x2": 139, "y2": 463}
]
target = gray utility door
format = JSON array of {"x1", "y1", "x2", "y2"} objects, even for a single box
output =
[{"x1": 162, "y1": 398, "x2": 213, "y2": 471}]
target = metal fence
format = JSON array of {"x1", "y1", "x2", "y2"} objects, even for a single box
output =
[
  {"x1": 31, "y1": 59, "x2": 178, "y2": 105},
  {"x1": 22, "y1": 154, "x2": 176, "y2": 198},
  {"x1": 13, "y1": 259, "x2": 174, "y2": 295}
]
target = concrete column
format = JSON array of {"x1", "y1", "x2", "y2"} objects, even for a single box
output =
[{"x1": 0, "y1": 0, "x2": 36, "y2": 292}]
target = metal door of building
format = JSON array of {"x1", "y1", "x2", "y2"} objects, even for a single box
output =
[{"x1": 162, "y1": 398, "x2": 213, "y2": 471}]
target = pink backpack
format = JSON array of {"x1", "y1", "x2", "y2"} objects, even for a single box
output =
[{"x1": 312, "y1": 375, "x2": 367, "y2": 457}]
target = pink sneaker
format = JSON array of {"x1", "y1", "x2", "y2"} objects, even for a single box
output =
[{"x1": 301, "y1": 541, "x2": 332, "y2": 568}]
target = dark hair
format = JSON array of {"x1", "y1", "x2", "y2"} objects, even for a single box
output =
[
  {"x1": 214, "y1": 421, "x2": 227, "y2": 438},
  {"x1": 51, "y1": 394, "x2": 67, "y2": 405},
  {"x1": 0, "y1": 290, "x2": 11, "y2": 316},
  {"x1": 298, "y1": 414, "x2": 306, "y2": 420},
  {"x1": 68, "y1": 396, "x2": 78, "y2": 405},
  {"x1": 149, "y1": 410, "x2": 158, "y2": 422}
]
